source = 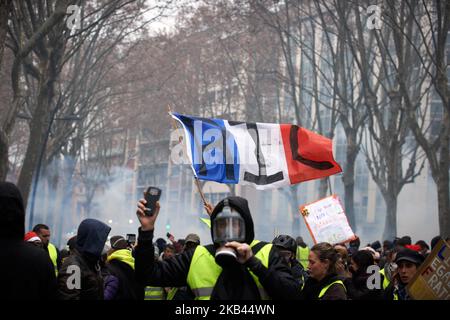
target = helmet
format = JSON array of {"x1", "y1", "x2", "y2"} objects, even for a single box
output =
[{"x1": 272, "y1": 235, "x2": 297, "y2": 254}]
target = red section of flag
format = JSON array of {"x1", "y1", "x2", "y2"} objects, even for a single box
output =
[{"x1": 280, "y1": 124, "x2": 342, "y2": 184}]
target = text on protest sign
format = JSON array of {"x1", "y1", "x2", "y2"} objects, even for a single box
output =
[
  {"x1": 299, "y1": 194, "x2": 355, "y2": 245},
  {"x1": 408, "y1": 239, "x2": 450, "y2": 300}
]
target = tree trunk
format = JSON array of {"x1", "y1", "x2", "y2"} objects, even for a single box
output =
[
  {"x1": 342, "y1": 132, "x2": 358, "y2": 229},
  {"x1": 45, "y1": 160, "x2": 60, "y2": 229},
  {"x1": 318, "y1": 178, "x2": 328, "y2": 198},
  {"x1": 17, "y1": 72, "x2": 51, "y2": 209},
  {"x1": 85, "y1": 188, "x2": 96, "y2": 219},
  {"x1": 17, "y1": 7, "x2": 67, "y2": 209},
  {"x1": 437, "y1": 173, "x2": 450, "y2": 237},
  {"x1": 290, "y1": 186, "x2": 301, "y2": 236},
  {"x1": 382, "y1": 193, "x2": 397, "y2": 241},
  {"x1": 0, "y1": 0, "x2": 12, "y2": 181},
  {"x1": 0, "y1": 0, "x2": 11, "y2": 73},
  {"x1": 343, "y1": 163, "x2": 356, "y2": 229},
  {"x1": 436, "y1": 109, "x2": 450, "y2": 236},
  {"x1": 55, "y1": 157, "x2": 77, "y2": 247},
  {"x1": 0, "y1": 130, "x2": 7, "y2": 181}
]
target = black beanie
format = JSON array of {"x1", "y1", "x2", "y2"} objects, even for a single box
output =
[{"x1": 0, "y1": 182, "x2": 25, "y2": 240}]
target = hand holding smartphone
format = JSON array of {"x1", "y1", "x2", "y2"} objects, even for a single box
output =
[
  {"x1": 144, "y1": 186, "x2": 162, "y2": 216},
  {"x1": 126, "y1": 233, "x2": 136, "y2": 245}
]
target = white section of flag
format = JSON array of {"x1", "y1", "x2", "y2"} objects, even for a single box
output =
[{"x1": 224, "y1": 121, "x2": 290, "y2": 190}]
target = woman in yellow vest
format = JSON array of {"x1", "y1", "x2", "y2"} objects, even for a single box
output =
[
  {"x1": 134, "y1": 196, "x2": 301, "y2": 300},
  {"x1": 300, "y1": 242, "x2": 347, "y2": 300}
]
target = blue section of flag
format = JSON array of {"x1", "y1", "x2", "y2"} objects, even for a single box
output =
[{"x1": 172, "y1": 113, "x2": 240, "y2": 184}]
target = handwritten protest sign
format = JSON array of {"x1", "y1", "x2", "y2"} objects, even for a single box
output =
[
  {"x1": 299, "y1": 194, "x2": 355, "y2": 245},
  {"x1": 408, "y1": 239, "x2": 450, "y2": 300}
]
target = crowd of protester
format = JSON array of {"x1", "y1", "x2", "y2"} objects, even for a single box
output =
[{"x1": 1, "y1": 181, "x2": 448, "y2": 300}]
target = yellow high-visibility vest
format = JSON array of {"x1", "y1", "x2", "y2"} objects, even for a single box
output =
[
  {"x1": 296, "y1": 246, "x2": 310, "y2": 269},
  {"x1": 144, "y1": 286, "x2": 165, "y2": 300},
  {"x1": 379, "y1": 268, "x2": 390, "y2": 290},
  {"x1": 318, "y1": 280, "x2": 346, "y2": 299},
  {"x1": 186, "y1": 240, "x2": 272, "y2": 300},
  {"x1": 47, "y1": 243, "x2": 58, "y2": 277},
  {"x1": 166, "y1": 287, "x2": 178, "y2": 300}
]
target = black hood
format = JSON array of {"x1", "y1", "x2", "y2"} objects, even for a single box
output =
[
  {"x1": 210, "y1": 196, "x2": 254, "y2": 245},
  {"x1": 76, "y1": 219, "x2": 111, "y2": 258},
  {"x1": 0, "y1": 182, "x2": 25, "y2": 240}
]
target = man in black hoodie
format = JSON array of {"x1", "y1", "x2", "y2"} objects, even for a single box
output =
[
  {"x1": 58, "y1": 218, "x2": 111, "y2": 300},
  {"x1": 0, "y1": 182, "x2": 57, "y2": 300},
  {"x1": 135, "y1": 196, "x2": 301, "y2": 300}
]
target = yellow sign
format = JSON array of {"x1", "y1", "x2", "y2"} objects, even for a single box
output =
[{"x1": 408, "y1": 239, "x2": 450, "y2": 300}]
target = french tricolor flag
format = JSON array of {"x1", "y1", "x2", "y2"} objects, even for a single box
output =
[{"x1": 171, "y1": 113, "x2": 342, "y2": 190}]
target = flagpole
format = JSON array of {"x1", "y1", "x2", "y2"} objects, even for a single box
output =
[
  {"x1": 167, "y1": 106, "x2": 209, "y2": 212},
  {"x1": 194, "y1": 175, "x2": 208, "y2": 205},
  {"x1": 328, "y1": 177, "x2": 333, "y2": 195}
]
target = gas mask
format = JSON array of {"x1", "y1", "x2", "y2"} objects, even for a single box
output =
[{"x1": 212, "y1": 199, "x2": 245, "y2": 267}]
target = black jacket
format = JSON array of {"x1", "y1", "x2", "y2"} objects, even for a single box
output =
[
  {"x1": 345, "y1": 270, "x2": 384, "y2": 300},
  {"x1": 290, "y1": 258, "x2": 308, "y2": 287},
  {"x1": 0, "y1": 182, "x2": 57, "y2": 300},
  {"x1": 135, "y1": 196, "x2": 301, "y2": 300},
  {"x1": 58, "y1": 219, "x2": 110, "y2": 300},
  {"x1": 106, "y1": 258, "x2": 144, "y2": 300},
  {"x1": 384, "y1": 277, "x2": 412, "y2": 300},
  {"x1": 58, "y1": 250, "x2": 104, "y2": 300},
  {"x1": 2, "y1": 240, "x2": 57, "y2": 300}
]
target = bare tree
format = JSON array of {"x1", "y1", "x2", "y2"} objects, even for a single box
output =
[
  {"x1": 2, "y1": 0, "x2": 166, "y2": 211},
  {"x1": 248, "y1": 1, "x2": 361, "y2": 234},
  {"x1": 335, "y1": 1, "x2": 426, "y2": 240},
  {"x1": 313, "y1": 0, "x2": 369, "y2": 230},
  {"x1": 0, "y1": 0, "x2": 12, "y2": 180},
  {"x1": 0, "y1": 0, "x2": 12, "y2": 74},
  {"x1": 383, "y1": 0, "x2": 449, "y2": 236},
  {"x1": 0, "y1": 0, "x2": 71, "y2": 181}
]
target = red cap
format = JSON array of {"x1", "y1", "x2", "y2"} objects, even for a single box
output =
[{"x1": 405, "y1": 244, "x2": 421, "y2": 252}]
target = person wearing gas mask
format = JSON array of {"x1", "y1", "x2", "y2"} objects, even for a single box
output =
[{"x1": 134, "y1": 196, "x2": 301, "y2": 300}]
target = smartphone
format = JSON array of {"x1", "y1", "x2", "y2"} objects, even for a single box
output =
[
  {"x1": 126, "y1": 233, "x2": 136, "y2": 245},
  {"x1": 166, "y1": 232, "x2": 173, "y2": 239},
  {"x1": 144, "y1": 186, "x2": 162, "y2": 216}
]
